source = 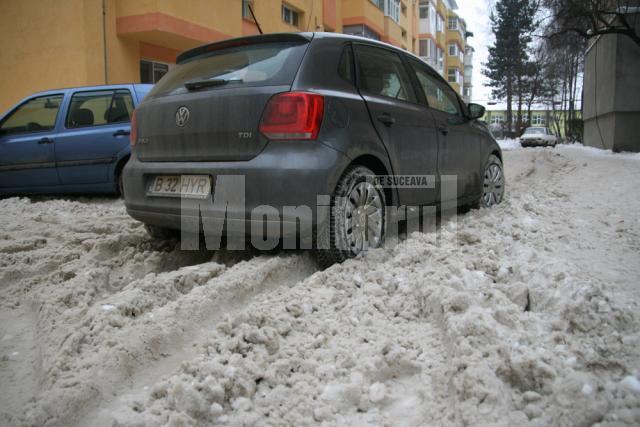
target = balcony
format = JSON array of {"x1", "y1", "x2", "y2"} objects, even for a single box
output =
[{"x1": 115, "y1": 0, "x2": 237, "y2": 51}]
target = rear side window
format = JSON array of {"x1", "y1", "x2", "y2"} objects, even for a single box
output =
[
  {"x1": 338, "y1": 45, "x2": 355, "y2": 84},
  {"x1": 354, "y1": 45, "x2": 416, "y2": 103},
  {"x1": 0, "y1": 94, "x2": 63, "y2": 135},
  {"x1": 147, "y1": 41, "x2": 308, "y2": 98},
  {"x1": 66, "y1": 90, "x2": 134, "y2": 128},
  {"x1": 410, "y1": 60, "x2": 462, "y2": 116}
]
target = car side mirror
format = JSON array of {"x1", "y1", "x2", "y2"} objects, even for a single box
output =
[{"x1": 467, "y1": 103, "x2": 485, "y2": 120}]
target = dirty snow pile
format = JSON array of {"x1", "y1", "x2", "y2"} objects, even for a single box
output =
[
  {"x1": 497, "y1": 138, "x2": 522, "y2": 151},
  {"x1": 1, "y1": 145, "x2": 640, "y2": 427}
]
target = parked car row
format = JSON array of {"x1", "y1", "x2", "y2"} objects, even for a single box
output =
[
  {"x1": 1, "y1": 32, "x2": 504, "y2": 263},
  {"x1": 0, "y1": 84, "x2": 152, "y2": 196}
]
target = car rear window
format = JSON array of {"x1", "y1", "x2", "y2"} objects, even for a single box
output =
[
  {"x1": 146, "y1": 41, "x2": 308, "y2": 98},
  {"x1": 524, "y1": 127, "x2": 546, "y2": 134}
]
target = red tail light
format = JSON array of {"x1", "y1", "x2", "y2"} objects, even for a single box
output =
[
  {"x1": 259, "y1": 92, "x2": 324, "y2": 140},
  {"x1": 130, "y1": 109, "x2": 138, "y2": 146}
]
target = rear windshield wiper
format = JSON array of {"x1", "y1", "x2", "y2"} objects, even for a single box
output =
[{"x1": 184, "y1": 78, "x2": 242, "y2": 91}]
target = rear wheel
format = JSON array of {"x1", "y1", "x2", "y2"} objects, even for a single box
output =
[{"x1": 317, "y1": 166, "x2": 386, "y2": 267}]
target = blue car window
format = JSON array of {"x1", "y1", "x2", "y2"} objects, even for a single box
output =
[
  {"x1": 66, "y1": 89, "x2": 134, "y2": 129},
  {"x1": 0, "y1": 94, "x2": 63, "y2": 135}
]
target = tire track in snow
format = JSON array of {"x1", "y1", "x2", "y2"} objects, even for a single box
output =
[{"x1": 75, "y1": 254, "x2": 318, "y2": 427}]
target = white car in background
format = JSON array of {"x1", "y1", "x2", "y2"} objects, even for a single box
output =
[{"x1": 519, "y1": 127, "x2": 558, "y2": 147}]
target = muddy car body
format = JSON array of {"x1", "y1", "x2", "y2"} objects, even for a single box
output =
[{"x1": 123, "y1": 32, "x2": 503, "y2": 263}]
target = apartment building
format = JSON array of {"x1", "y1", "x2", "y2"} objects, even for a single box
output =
[
  {"x1": 463, "y1": 45, "x2": 474, "y2": 103},
  {"x1": 0, "y1": 0, "x2": 473, "y2": 113},
  {"x1": 415, "y1": 0, "x2": 471, "y2": 94}
]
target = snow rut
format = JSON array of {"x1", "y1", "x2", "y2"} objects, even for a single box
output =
[
  {"x1": 0, "y1": 197, "x2": 317, "y2": 426},
  {"x1": 2, "y1": 146, "x2": 640, "y2": 426}
]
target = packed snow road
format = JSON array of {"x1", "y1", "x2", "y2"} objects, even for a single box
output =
[{"x1": 1, "y1": 145, "x2": 639, "y2": 426}]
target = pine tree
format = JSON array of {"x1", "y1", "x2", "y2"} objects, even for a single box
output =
[{"x1": 483, "y1": 0, "x2": 537, "y2": 136}]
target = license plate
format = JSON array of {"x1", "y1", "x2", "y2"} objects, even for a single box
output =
[{"x1": 148, "y1": 175, "x2": 211, "y2": 199}]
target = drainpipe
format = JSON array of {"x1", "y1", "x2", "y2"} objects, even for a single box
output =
[{"x1": 102, "y1": 0, "x2": 108, "y2": 84}]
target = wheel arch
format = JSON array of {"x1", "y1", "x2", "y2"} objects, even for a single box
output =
[
  {"x1": 348, "y1": 154, "x2": 395, "y2": 207},
  {"x1": 113, "y1": 153, "x2": 131, "y2": 194}
]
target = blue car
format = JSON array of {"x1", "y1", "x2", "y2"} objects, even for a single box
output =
[{"x1": 0, "y1": 84, "x2": 152, "y2": 196}]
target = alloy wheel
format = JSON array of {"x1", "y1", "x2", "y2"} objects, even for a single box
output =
[
  {"x1": 344, "y1": 181, "x2": 384, "y2": 254},
  {"x1": 483, "y1": 162, "x2": 504, "y2": 207}
]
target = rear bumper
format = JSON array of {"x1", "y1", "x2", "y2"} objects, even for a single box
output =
[
  {"x1": 520, "y1": 139, "x2": 554, "y2": 147},
  {"x1": 122, "y1": 141, "x2": 350, "y2": 237}
]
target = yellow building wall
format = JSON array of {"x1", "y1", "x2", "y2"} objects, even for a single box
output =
[
  {"x1": 0, "y1": 0, "x2": 466, "y2": 113},
  {"x1": 0, "y1": 0, "x2": 106, "y2": 113}
]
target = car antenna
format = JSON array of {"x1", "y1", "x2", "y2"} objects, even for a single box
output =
[{"x1": 248, "y1": 3, "x2": 263, "y2": 34}]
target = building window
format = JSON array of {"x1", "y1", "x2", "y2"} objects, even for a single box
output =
[
  {"x1": 532, "y1": 114, "x2": 546, "y2": 125},
  {"x1": 140, "y1": 60, "x2": 169, "y2": 84},
  {"x1": 491, "y1": 115, "x2": 504, "y2": 125},
  {"x1": 436, "y1": 13, "x2": 444, "y2": 32},
  {"x1": 282, "y1": 4, "x2": 300, "y2": 27},
  {"x1": 370, "y1": 0, "x2": 384, "y2": 10},
  {"x1": 384, "y1": 0, "x2": 400, "y2": 23},
  {"x1": 343, "y1": 24, "x2": 380, "y2": 41},
  {"x1": 463, "y1": 87, "x2": 471, "y2": 97},
  {"x1": 401, "y1": 1, "x2": 407, "y2": 15},
  {"x1": 419, "y1": 0, "x2": 429, "y2": 19},
  {"x1": 448, "y1": 43, "x2": 457, "y2": 56},
  {"x1": 419, "y1": 39, "x2": 428, "y2": 57},
  {"x1": 437, "y1": 47, "x2": 444, "y2": 71},
  {"x1": 242, "y1": 0, "x2": 253, "y2": 19},
  {"x1": 448, "y1": 68, "x2": 456, "y2": 83},
  {"x1": 448, "y1": 17, "x2": 458, "y2": 30}
]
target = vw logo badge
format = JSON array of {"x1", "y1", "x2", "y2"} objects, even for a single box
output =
[{"x1": 175, "y1": 106, "x2": 190, "y2": 127}]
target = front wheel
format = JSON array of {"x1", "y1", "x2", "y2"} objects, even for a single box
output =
[
  {"x1": 317, "y1": 166, "x2": 386, "y2": 267},
  {"x1": 476, "y1": 154, "x2": 505, "y2": 208}
]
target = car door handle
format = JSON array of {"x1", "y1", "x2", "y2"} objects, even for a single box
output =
[
  {"x1": 437, "y1": 124, "x2": 449, "y2": 136},
  {"x1": 377, "y1": 113, "x2": 396, "y2": 127},
  {"x1": 37, "y1": 137, "x2": 54, "y2": 144},
  {"x1": 113, "y1": 129, "x2": 130, "y2": 137}
]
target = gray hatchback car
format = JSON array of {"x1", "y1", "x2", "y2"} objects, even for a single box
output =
[{"x1": 123, "y1": 32, "x2": 504, "y2": 265}]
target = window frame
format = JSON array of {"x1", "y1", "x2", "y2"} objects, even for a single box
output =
[
  {"x1": 419, "y1": 3, "x2": 428, "y2": 19},
  {"x1": 0, "y1": 93, "x2": 65, "y2": 136},
  {"x1": 408, "y1": 57, "x2": 466, "y2": 117},
  {"x1": 337, "y1": 43, "x2": 356, "y2": 85},
  {"x1": 241, "y1": 0, "x2": 253, "y2": 19},
  {"x1": 352, "y1": 42, "x2": 419, "y2": 106},
  {"x1": 140, "y1": 59, "x2": 170, "y2": 84},
  {"x1": 448, "y1": 43, "x2": 457, "y2": 56},
  {"x1": 64, "y1": 89, "x2": 134, "y2": 130},
  {"x1": 282, "y1": 4, "x2": 300, "y2": 27}
]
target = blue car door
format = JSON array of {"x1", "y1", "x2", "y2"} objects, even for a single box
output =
[
  {"x1": 0, "y1": 93, "x2": 65, "y2": 191},
  {"x1": 54, "y1": 88, "x2": 134, "y2": 185}
]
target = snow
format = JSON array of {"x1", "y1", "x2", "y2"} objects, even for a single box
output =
[
  {"x1": 1, "y1": 145, "x2": 640, "y2": 426},
  {"x1": 621, "y1": 376, "x2": 640, "y2": 394},
  {"x1": 497, "y1": 138, "x2": 522, "y2": 150}
]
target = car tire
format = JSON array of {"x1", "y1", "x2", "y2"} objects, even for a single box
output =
[
  {"x1": 116, "y1": 171, "x2": 125, "y2": 197},
  {"x1": 472, "y1": 154, "x2": 505, "y2": 209},
  {"x1": 317, "y1": 165, "x2": 386, "y2": 267},
  {"x1": 144, "y1": 224, "x2": 179, "y2": 241}
]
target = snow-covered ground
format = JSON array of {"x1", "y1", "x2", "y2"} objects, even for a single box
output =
[{"x1": 1, "y1": 145, "x2": 639, "y2": 426}]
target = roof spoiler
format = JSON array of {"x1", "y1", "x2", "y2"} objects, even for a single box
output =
[{"x1": 177, "y1": 33, "x2": 313, "y2": 64}]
